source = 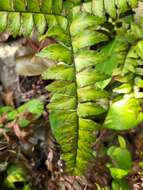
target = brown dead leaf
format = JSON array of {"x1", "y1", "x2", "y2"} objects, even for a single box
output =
[
  {"x1": 19, "y1": 111, "x2": 35, "y2": 123},
  {"x1": 22, "y1": 37, "x2": 55, "y2": 53},
  {"x1": 13, "y1": 123, "x2": 27, "y2": 140},
  {"x1": 2, "y1": 90, "x2": 14, "y2": 107},
  {"x1": 64, "y1": 176, "x2": 75, "y2": 184},
  {"x1": 0, "y1": 128, "x2": 9, "y2": 142},
  {"x1": 7, "y1": 120, "x2": 27, "y2": 140},
  {"x1": 16, "y1": 54, "x2": 54, "y2": 76},
  {"x1": 58, "y1": 181, "x2": 66, "y2": 190},
  {"x1": 6, "y1": 119, "x2": 17, "y2": 128},
  {"x1": 45, "y1": 148, "x2": 54, "y2": 172},
  {"x1": 0, "y1": 113, "x2": 7, "y2": 124},
  {"x1": 39, "y1": 38, "x2": 56, "y2": 51},
  {"x1": 47, "y1": 180, "x2": 59, "y2": 190},
  {"x1": 65, "y1": 181, "x2": 74, "y2": 190},
  {"x1": 73, "y1": 181, "x2": 83, "y2": 190},
  {"x1": 0, "y1": 33, "x2": 10, "y2": 42}
]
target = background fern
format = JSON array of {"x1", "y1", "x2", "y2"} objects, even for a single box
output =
[
  {"x1": 0, "y1": 0, "x2": 64, "y2": 36},
  {"x1": 0, "y1": 0, "x2": 143, "y2": 177}
]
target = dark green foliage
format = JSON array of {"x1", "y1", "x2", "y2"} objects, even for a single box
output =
[
  {"x1": 107, "y1": 137, "x2": 131, "y2": 189},
  {"x1": 0, "y1": 99, "x2": 44, "y2": 128},
  {"x1": 4, "y1": 164, "x2": 30, "y2": 190}
]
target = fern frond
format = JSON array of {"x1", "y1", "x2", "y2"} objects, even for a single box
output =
[
  {"x1": 0, "y1": 0, "x2": 63, "y2": 14},
  {"x1": 0, "y1": 0, "x2": 65, "y2": 36},
  {"x1": 38, "y1": 11, "x2": 110, "y2": 175},
  {"x1": 0, "y1": 11, "x2": 68, "y2": 37},
  {"x1": 92, "y1": 0, "x2": 139, "y2": 19},
  {"x1": 70, "y1": 0, "x2": 141, "y2": 21},
  {"x1": 104, "y1": 22, "x2": 143, "y2": 130}
]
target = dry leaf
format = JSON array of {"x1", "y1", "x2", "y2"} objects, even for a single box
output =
[
  {"x1": 16, "y1": 54, "x2": 55, "y2": 76},
  {"x1": 65, "y1": 182, "x2": 74, "y2": 190},
  {"x1": 45, "y1": 148, "x2": 54, "y2": 172},
  {"x1": 0, "y1": 128, "x2": 9, "y2": 142},
  {"x1": 13, "y1": 123, "x2": 27, "y2": 140},
  {"x1": 2, "y1": 90, "x2": 14, "y2": 107},
  {"x1": 0, "y1": 32, "x2": 10, "y2": 42},
  {"x1": 73, "y1": 181, "x2": 83, "y2": 190},
  {"x1": 58, "y1": 181, "x2": 66, "y2": 190},
  {"x1": 0, "y1": 113, "x2": 7, "y2": 124},
  {"x1": 7, "y1": 120, "x2": 26, "y2": 140}
]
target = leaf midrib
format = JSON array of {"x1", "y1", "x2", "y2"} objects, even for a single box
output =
[
  {"x1": 0, "y1": 9, "x2": 64, "y2": 17},
  {"x1": 67, "y1": 17, "x2": 80, "y2": 173}
]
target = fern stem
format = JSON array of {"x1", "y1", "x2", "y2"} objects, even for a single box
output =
[
  {"x1": 0, "y1": 10, "x2": 63, "y2": 17},
  {"x1": 67, "y1": 17, "x2": 79, "y2": 172}
]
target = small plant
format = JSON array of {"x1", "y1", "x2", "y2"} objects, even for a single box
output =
[
  {"x1": 4, "y1": 163, "x2": 30, "y2": 189},
  {"x1": 0, "y1": 99, "x2": 44, "y2": 139},
  {"x1": 107, "y1": 136, "x2": 132, "y2": 189}
]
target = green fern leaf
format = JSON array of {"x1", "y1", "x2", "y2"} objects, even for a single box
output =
[
  {"x1": 127, "y1": 0, "x2": 138, "y2": 8},
  {"x1": 21, "y1": 13, "x2": 34, "y2": 36},
  {"x1": 75, "y1": 50, "x2": 98, "y2": 72},
  {"x1": 70, "y1": 12, "x2": 103, "y2": 36},
  {"x1": 104, "y1": 98, "x2": 143, "y2": 130},
  {"x1": 0, "y1": 12, "x2": 7, "y2": 32},
  {"x1": 78, "y1": 86, "x2": 109, "y2": 102},
  {"x1": 40, "y1": 11, "x2": 109, "y2": 175},
  {"x1": 43, "y1": 15, "x2": 69, "y2": 44},
  {"x1": 0, "y1": 0, "x2": 63, "y2": 15},
  {"x1": 46, "y1": 25, "x2": 69, "y2": 44},
  {"x1": 38, "y1": 44, "x2": 72, "y2": 64},
  {"x1": 103, "y1": 24, "x2": 143, "y2": 130},
  {"x1": 76, "y1": 68, "x2": 109, "y2": 88},
  {"x1": 46, "y1": 81, "x2": 76, "y2": 96},
  {"x1": 72, "y1": 30, "x2": 108, "y2": 52},
  {"x1": 41, "y1": 0, "x2": 52, "y2": 13},
  {"x1": 112, "y1": 179, "x2": 130, "y2": 190},
  {"x1": 96, "y1": 36, "x2": 129, "y2": 75},
  {"x1": 0, "y1": 0, "x2": 66, "y2": 36},
  {"x1": 116, "y1": 0, "x2": 129, "y2": 14},
  {"x1": 78, "y1": 102, "x2": 106, "y2": 117},
  {"x1": 34, "y1": 14, "x2": 47, "y2": 35},
  {"x1": 92, "y1": 0, "x2": 105, "y2": 22},
  {"x1": 52, "y1": 0, "x2": 63, "y2": 14},
  {"x1": 104, "y1": 0, "x2": 116, "y2": 19},
  {"x1": 42, "y1": 64, "x2": 74, "y2": 81},
  {"x1": 13, "y1": 0, "x2": 26, "y2": 11},
  {"x1": 0, "y1": 0, "x2": 12, "y2": 11},
  {"x1": 7, "y1": 12, "x2": 21, "y2": 36},
  {"x1": 27, "y1": 0, "x2": 40, "y2": 12}
]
